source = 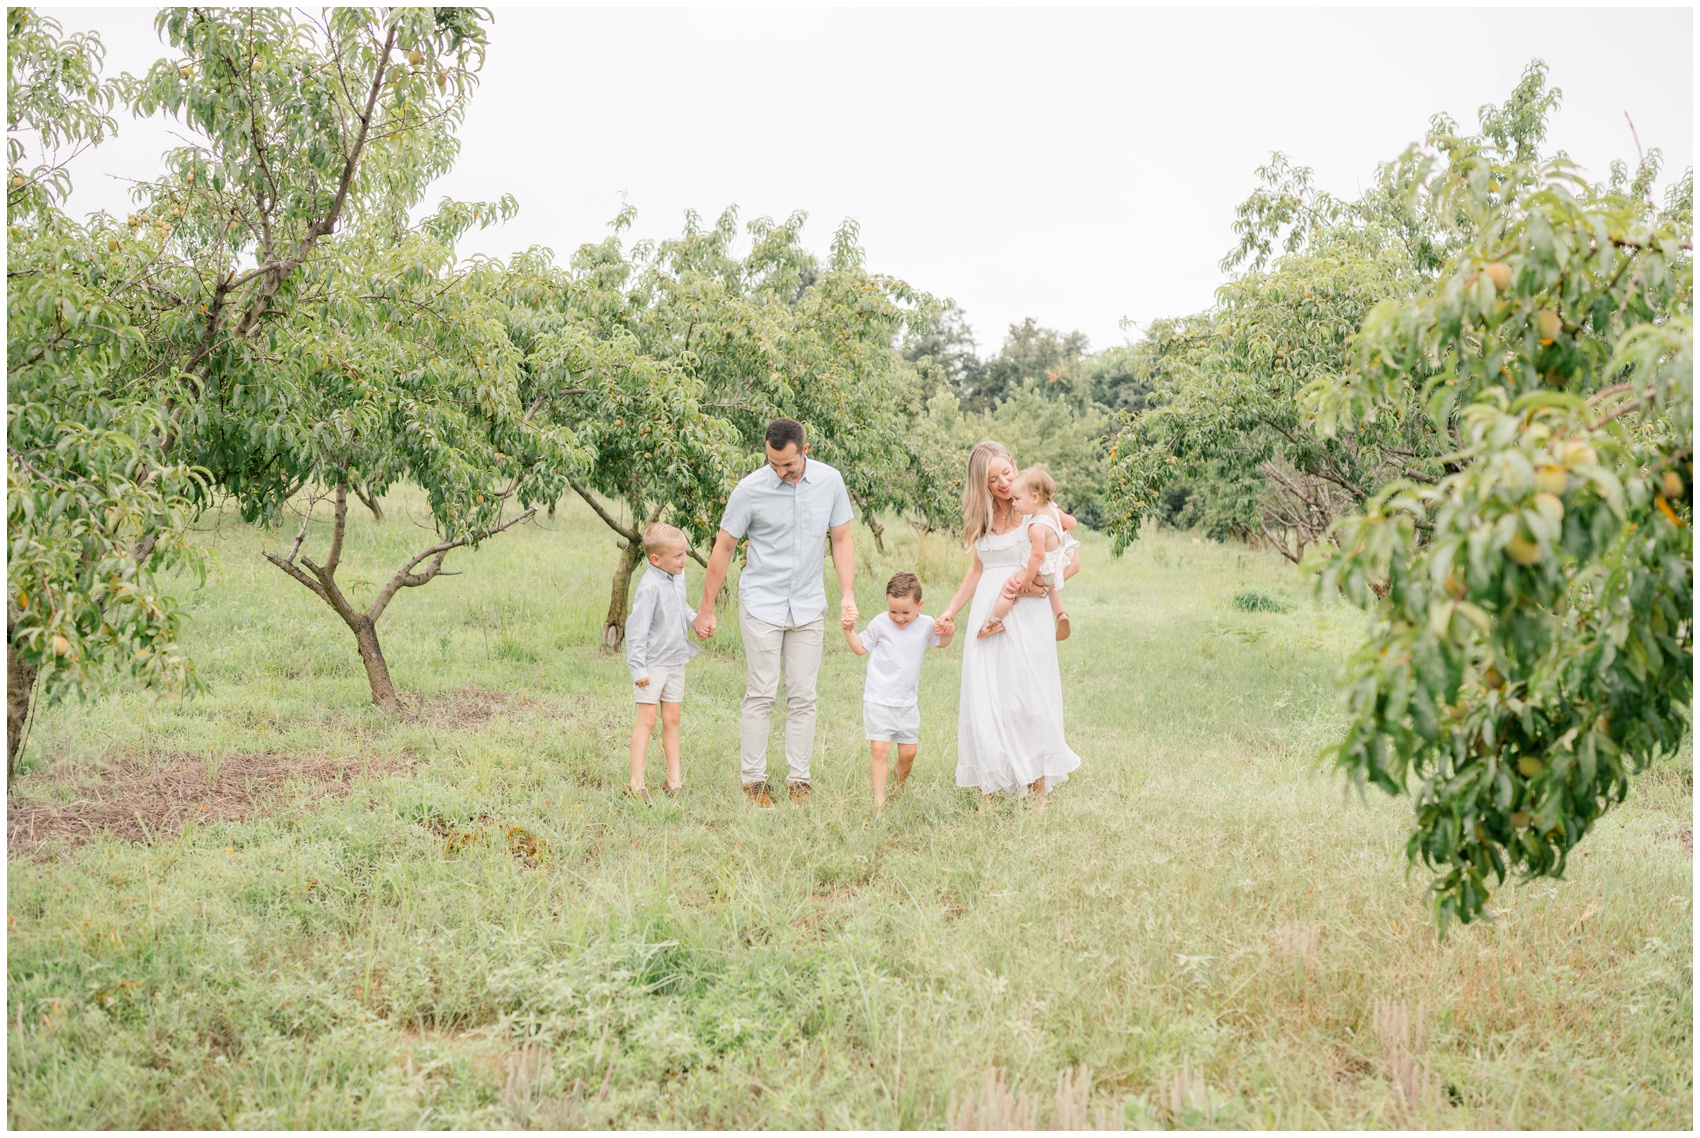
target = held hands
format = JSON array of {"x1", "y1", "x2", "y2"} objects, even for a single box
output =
[
  {"x1": 840, "y1": 614, "x2": 857, "y2": 632},
  {"x1": 935, "y1": 612, "x2": 956, "y2": 637},
  {"x1": 840, "y1": 594, "x2": 858, "y2": 628},
  {"x1": 692, "y1": 611, "x2": 716, "y2": 640}
]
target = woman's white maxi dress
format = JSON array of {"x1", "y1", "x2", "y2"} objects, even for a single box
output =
[{"x1": 956, "y1": 520, "x2": 1082, "y2": 795}]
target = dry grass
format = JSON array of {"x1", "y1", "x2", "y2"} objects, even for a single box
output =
[{"x1": 6, "y1": 750, "x2": 413, "y2": 858}]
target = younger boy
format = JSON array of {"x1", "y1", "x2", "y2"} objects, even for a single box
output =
[
  {"x1": 840, "y1": 572, "x2": 955, "y2": 809},
  {"x1": 625, "y1": 522, "x2": 701, "y2": 803}
]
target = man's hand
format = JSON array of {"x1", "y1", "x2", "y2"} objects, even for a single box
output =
[
  {"x1": 634, "y1": 676, "x2": 651, "y2": 688},
  {"x1": 840, "y1": 614, "x2": 856, "y2": 632},
  {"x1": 693, "y1": 611, "x2": 716, "y2": 640},
  {"x1": 840, "y1": 593, "x2": 858, "y2": 628}
]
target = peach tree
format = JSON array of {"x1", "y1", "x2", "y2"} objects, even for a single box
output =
[
  {"x1": 6, "y1": 8, "x2": 205, "y2": 783},
  {"x1": 117, "y1": 7, "x2": 578, "y2": 708},
  {"x1": 1309, "y1": 99, "x2": 1692, "y2": 926}
]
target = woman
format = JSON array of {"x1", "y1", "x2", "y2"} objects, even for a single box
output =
[{"x1": 935, "y1": 441, "x2": 1082, "y2": 807}]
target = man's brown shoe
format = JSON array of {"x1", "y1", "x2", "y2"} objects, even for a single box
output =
[
  {"x1": 743, "y1": 782, "x2": 774, "y2": 808},
  {"x1": 788, "y1": 780, "x2": 812, "y2": 803}
]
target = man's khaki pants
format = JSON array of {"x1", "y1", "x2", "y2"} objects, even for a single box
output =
[{"x1": 738, "y1": 606, "x2": 824, "y2": 787}]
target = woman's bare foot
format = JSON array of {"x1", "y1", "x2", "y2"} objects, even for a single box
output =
[
  {"x1": 977, "y1": 618, "x2": 1006, "y2": 638},
  {"x1": 1029, "y1": 776, "x2": 1047, "y2": 810},
  {"x1": 1054, "y1": 612, "x2": 1071, "y2": 641}
]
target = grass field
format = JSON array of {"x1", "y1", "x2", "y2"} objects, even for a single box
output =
[{"x1": 6, "y1": 490, "x2": 1692, "y2": 1128}]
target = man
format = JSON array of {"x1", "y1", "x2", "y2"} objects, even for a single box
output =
[{"x1": 694, "y1": 418, "x2": 857, "y2": 806}]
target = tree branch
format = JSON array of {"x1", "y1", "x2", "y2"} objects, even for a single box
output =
[
  {"x1": 571, "y1": 481, "x2": 640, "y2": 543},
  {"x1": 366, "y1": 507, "x2": 538, "y2": 623}
]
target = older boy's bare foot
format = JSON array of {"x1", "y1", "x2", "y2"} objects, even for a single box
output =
[
  {"x1": 1055, "y1": 613, "x2": 1071, "y2": 641},
  {"x1": 977, "y1": 618, "x2": 1006, "y2": 638}
]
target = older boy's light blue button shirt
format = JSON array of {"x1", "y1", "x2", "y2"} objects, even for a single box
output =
[
  {"x1": 718, "y1": 458, "x2": 854, "y2": 626},
  {"x1": 625, "y1": 564, "x2": 700, "y2": 682}
]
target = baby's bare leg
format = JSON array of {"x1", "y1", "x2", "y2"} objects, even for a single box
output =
[{"x1": 980, "y1": 588, "x2": 1016, "y2": 634}]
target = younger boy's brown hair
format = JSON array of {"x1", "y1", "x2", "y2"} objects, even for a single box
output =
[{"x1": 885, "y1": 571, "x2": 923, "y2": 603}]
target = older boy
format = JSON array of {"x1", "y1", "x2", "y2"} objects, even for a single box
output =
[{"x1": 625, "y1": 522, "x2": 700, "y2": 803}]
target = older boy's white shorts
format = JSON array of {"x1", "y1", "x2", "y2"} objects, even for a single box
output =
[
  {"x1": 863, "y1": 700, "x2": 921, "y2": 744},
  {"x1": 634, "y1": 664, "x2": 686, "y2": 704}
]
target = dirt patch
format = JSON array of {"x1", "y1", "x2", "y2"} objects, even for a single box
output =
[
  {"x1": 1679, "y1": 825, "x2": 1692, "y2": 859},
  {"x1": 7, "y1": 750, "x2": 414, "y2": 859},
  {"x1": 412, "y1": 686, "x2": 573, "y2": 730}
]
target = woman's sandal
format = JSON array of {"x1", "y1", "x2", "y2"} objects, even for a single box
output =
[
  {"x1": 1055, "y1": 612, "x2": 1071, "y2": 641},
  {"x1": 977, "y1": 618, "x2": 1006, "y2": 638},
  {"x1": 661, "y1": 779, "x2": 682, "y2": 797}
]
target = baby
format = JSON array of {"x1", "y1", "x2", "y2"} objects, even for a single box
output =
[
  {"x1": 978, "y1": 465, "x2": 1080, "y2": 641},
  {"x1": 623, "y1": 522, "x2": 701, "y2": 804},
  {"x1": 841, "y1": 572, "x2": 955, "y2": 809}
]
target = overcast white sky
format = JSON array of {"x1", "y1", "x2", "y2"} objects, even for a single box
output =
[{"x1": 46, "y1": 5, "x2": 1696, "y2": 355}]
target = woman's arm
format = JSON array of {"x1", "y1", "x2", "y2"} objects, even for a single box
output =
[{"x1": 936, "y1": 551, "x2": 985, "y2": 635}]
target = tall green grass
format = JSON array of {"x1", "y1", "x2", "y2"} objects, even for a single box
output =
[{"x1": 7, "y1": 492, "x2": 1691, "y2": 1128}]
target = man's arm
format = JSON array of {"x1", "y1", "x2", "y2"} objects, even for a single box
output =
[
  {"x1": 829, "y1": 522, "x2": 857, "y2": 626},
  {"x1": 694, "y1": 530, "x2": 738, "y2": 640}
]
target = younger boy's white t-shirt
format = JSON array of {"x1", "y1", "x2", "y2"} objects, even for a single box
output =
[{"x1": 859, "y1": 612, "x2": 941, "y2": 708}]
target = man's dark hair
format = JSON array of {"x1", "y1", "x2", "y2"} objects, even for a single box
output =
[
  {"x1": 764, "y1": 418, "x2": 806, "y2": 454},
  {"x1": 886, "y1": 571, "x2": 923, "y2": 602}
]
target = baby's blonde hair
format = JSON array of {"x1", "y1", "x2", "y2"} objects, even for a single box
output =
[
  {"x1": 642, "y1": 522, "x2": 687, "y2": 557},
  {"x1": 1013, "y1": 465, "x2": 1055, "y2": 504}
]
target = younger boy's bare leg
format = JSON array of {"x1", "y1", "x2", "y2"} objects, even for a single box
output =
[
  {"x1": 659, "y1": 701, "x2": 682, "y2": 790},
  {"x1": 893, "y1": 744, "x2": 918, "y2": 786},
  {"x1": 629, "y1": 703, "x2": 659, "y2": 791},
  {"x1": 870, "y1": 741, "x2": 890, "y2": 809}
]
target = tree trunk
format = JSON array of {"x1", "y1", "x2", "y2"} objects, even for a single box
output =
[
  {"x1": 602, "y1": 538, "x2": 645, "y2": 649},
  {"x1": 866, "y1": 514, "x2": 886, "y2": 555},
  {"x1": 354, "y1": 483, "x2": 384, "y2": 522},
  {"x1": 7, "y1": 622, "x2": 38, "y2": 789},
  {"x1": 351, "y1": 615, "x2": 397, "y2": 710}
]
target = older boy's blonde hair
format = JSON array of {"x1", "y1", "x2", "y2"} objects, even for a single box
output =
[
  {"x1": 642, "y1": 522, "x2": 688, "y2": 557},
  {"x1": 1013, "y1": 465, "x2": 1056, "y2": 504}
]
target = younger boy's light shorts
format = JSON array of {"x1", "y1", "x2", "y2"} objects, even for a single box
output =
[
  {"x1": 633, "y1": 664, "x2": 686, "y2": 704},
  {"x1": 863, "y1": 700, "x2": 921, "y2": 744}
]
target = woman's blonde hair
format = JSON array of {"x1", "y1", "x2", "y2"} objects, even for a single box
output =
[
  {"x1": 961, "y1": 440, "x2": 1014, "y2": 547},
  {"x1": 1013, "y1": 465, "x2": 1055, "y2": 503}
]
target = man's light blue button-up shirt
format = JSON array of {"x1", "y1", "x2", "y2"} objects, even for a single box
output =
[{"x1": 719, "y1": 458, "x2": 854, "y2": 627}]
